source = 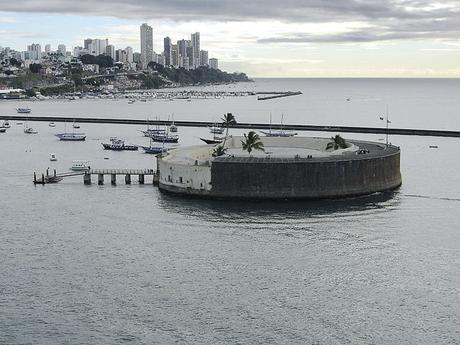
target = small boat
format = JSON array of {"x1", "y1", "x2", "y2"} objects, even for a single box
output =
[
  {"x1": 102, "y1": 137, "x2": 138, "y2": 151},
  {"x1": 55, "y1": 133, "x2": 86, "y2": 141},
  {"x1": 16, "y1": 122, "x2": 23, "y2": 125},
  {"x1": 128, "y1": 100, "x2": 135, "y2": 104},
  {"x1": 2, "y1": 120, "x2": 10, "y2": 128},
  {"x1": 17, "y1": 107, "x2": 31, "y2": 113},
  {"x1": 169, "y1": 123, "x2": 178, "y2": 133},
  {"x1": 24, "y1": 127, "x2": 38, "y2": 134},
  {"x1": 140, "y1": 99, "x2": 147, "y2": 102},
  {"x1": 49, "y1": 122, "x2": 56, "y2": 127},
  {"x1": 0, "y1": 127, "x2": 6, "y2": 133},
  {"x1": 141, "y1": 128, "x2": 167, "y2": 137},
  {"x1": 200, "y1": 137, "x2": 223, "y2": 145},
  {"x1": 208, "y1": 125, "x2": 225, "y2": 134},
  {"x1": 50, "y1": 153, "x2": 57, "y2": 161},
  {"x1": 72, "y1": 122, "x2": 80, "y2": 129},
  {"x1": 142, "y1": 145, "x2": 169, "y2": 154},
  {"x1": 429, "y1": 145, "x2": 438, "y2": 148},
  {"x1": 71, "y1": 160, "x2": 90, "y2": 171},
  {"x1": 259, "y1": 129, "x2": 297, "y2": 137},
  {"x1": 149, "y1": 133, "x2": 179, "y2": 143}
]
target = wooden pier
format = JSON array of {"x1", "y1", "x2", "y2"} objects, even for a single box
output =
[{"x1": 33, "y1": 168, "x2": 159, "y2": 186}]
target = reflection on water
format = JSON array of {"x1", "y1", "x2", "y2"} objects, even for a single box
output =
[{"x1": 157, "y1": 189, "x2": 401, "y2": 222}]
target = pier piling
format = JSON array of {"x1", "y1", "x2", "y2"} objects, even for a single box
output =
[
  {"x1": 84, "y1": 173, "x2": 91, "y2": 185},
  {"x1": 111, "y1": 174, "x2": 116, "y2": 185},
  {"x1": 139, "y1": 174, "x2": 144, "y2": 184},
  {"x1": 125, "y1": 174, "x2": 131, "y2": 184},
  {"x1": 98, "y1": 174, "x2": 104, "y2": 185}
]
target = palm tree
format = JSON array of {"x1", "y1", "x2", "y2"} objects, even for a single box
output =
[
  {"x1": 326, "y1": 134, "x2": 348, "y2": 150},
  {"x1": 221, "y1": 113, "x2": 237, "y2": 147},
  {"x1": 241, "y1": 131, "x2": 264, "y2": 155},
  {"x1": 212, "y1": 144, "x2": 227, "y2": 157}
]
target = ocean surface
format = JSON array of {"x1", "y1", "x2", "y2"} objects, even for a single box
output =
[{"x1": 0, "y1": 78, "x2": 459, "y2": 344}]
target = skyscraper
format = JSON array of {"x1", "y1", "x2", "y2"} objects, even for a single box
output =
[
  {"x1": 140, "y1": 23, "x2": 153, "y2": 69},
  {"x1": 106, "y1": 45, "x2": 115, "y2": 60},
  {"x1": 200, "y1": 50, "x2": 209, "y2": 67},
  {"x1": 191, "y1": 32, "x2": 200, "y2": 68},
  {"x1": 209, "y1": 58, "x2": 218, "y2": 70},
  {"x1": 163, "y1": 36, "x2": 172, "y2": 66},
  {"x1": 58, "y1": 44, "x2": 66, "y2": 56},
  {"x1": 45, "y1": 44, "x2": 51, "y2": 55}
]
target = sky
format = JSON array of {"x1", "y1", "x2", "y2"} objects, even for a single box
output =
[{"x1": 1, "y1": 0, "x2": 460, "y2": 77}]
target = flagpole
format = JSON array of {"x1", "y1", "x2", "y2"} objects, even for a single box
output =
[{"x1": 386, "y1": 104, "x2": 389, "y2": 148}]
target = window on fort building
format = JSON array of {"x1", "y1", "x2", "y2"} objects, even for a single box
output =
[
  {"x1": 179, "y1": 177, "x2": 183, "y2": 183},
  {"x1": 200, "y1": 183, "x2": 203, "y2": 188},
  {"x1": 168, "y1": 175, "x2": 171, "y2": 182}
]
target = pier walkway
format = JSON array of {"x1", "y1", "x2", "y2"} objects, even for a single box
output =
[
  {"x1": 33, "y1": 168, "x2": 159, "y2": 185},
  {"x1": 4, "y1": 115, "x2": 460, "y2": 138}
]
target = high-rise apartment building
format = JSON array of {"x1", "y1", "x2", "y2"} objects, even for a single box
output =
[
  {"x1": 27, "y1": 43, "x2": 41, "y2": 60},
  {"x1": 191, "y1": 32, "x2": 200, "y2": 68},
  {"x1": 125, "y1": 47, "x2": 133, "y2": 63},
  {"x1": 171, "y1": 44, "x2": 179, "y2": 67},
  {"x1": 200, "y1": 50, "x2": 208, "y2": 67},
  {"x1": 163, "y1": 36, "x2": 172, "y2": 66},
  {"x1": 140, "y1": 23, "x2": 153, "y2": 69},
  {"x1": 106, "y1": 45, "x2": 115, "y2": 60},
  {"x1": 58, "y1": 44, "x2": 66, "y2": 56},
  {"x1": 209, "y1": 58, "x2": 218, "y2": 70},
  {"x1": 44, "y1": 44, "x2": 51, "y2": 55}
]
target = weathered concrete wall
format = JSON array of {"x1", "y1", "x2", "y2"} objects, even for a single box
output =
[{"x1": 209, "y1": 145, "x2": 401, "y2": 199}]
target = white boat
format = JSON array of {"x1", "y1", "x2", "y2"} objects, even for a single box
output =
[
  {"x1": 49, "y1": 122, "x2": 56, "y2": 127},
  {"x1": 260, "y1": 113, "x2": 297, "y2": 137},
  {"x1": 72, "y1": 120, "x2": 80, "y2": 129},
  {"x1": 17, "y1": 107, "x2": 31, "y2": 113},
  {"x1": 2, "y1": 120, "x2": 10, "y2": 128},
  {"x1": 0, "y1": 127, "x2": 6, "y2": 133},
  {"x1": 50, "y1": 153, "x2": 57, "y2": 161},
  {"x1": 70, "y1": 160, "x2": 90, "y2": 171},
  {"x1": 208, "y1": 125, "x2": 225, "y2": 134},
  {"x1": 24, "y1": 127, "x2": 38, "y2": 134},
  {"x1": 55, "y1": 133, "x2": 86, "y2": 141}
]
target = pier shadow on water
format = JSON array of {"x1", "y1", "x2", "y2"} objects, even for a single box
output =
[{"x1": 157, "y1": 189, "x2": 401, "y2": 221}]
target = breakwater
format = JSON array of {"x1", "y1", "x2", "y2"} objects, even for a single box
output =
[{"x1": 2, "y1": 115, "x2": 460, "y2": 137}]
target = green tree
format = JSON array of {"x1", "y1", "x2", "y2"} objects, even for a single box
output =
[
  {"x1": 29, "y1": 63, "x2": 42, "y2": 73},
  {"x1": 326, "y1": 135, "x2": 348, "y2": 150},
  {"x1": 241, "y1": 131, "x2": 264, "y2": 155},
  {"x1": 221, "y1": 112, "x2": 237, "y2": 147}
]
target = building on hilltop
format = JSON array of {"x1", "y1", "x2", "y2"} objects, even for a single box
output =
[
  {"x1": 140, "y1": 23, "x2": 153, "y2": 69},
  {"x1": 209, "y1": 58, "x2": 218, "y2": 70}
]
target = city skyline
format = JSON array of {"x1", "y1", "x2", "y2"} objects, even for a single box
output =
[{"x1": 1, "y1": 0, "x2": 460, "y2": 77}]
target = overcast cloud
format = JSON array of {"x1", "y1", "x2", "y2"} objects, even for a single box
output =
[{"x1": 1, "y1": 0, "x2": 460, "y2": 43}]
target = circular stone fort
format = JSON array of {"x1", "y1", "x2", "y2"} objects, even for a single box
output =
[{"x1": 157, "y1": 136, "x2": 402, "y2": 199}]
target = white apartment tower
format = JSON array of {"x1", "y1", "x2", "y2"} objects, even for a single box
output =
[
  {"x1": 191, "y1": 32, "x2": 200, "y2": 68},
  {"x1": 140, "y1": 23, "x2": 153, "y2": 69}
]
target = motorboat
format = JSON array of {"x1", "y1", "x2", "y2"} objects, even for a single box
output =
[
  {"x1": 24, "y1": 127, "x2": 38, "y2": 134},
  {"x1": 50, "y1": 153, "x2": 57, "y2": 161},
  {"x1": 0, "y1": 127, "x2": 6, "y2": 133},
  {"x1": 141, "y1": 128, "x2": 166, "y2": 137},
  {"x1": 102, "y1": 137, "x2": 138, "y2": 151},
  {"x1": 169, "y1": 123, "x2": 178, "y2": 133},
  {"x1": 55, "y1": 132, "x2": 86, "y2": 141},
  {"x1": 17, "y1": 107, "x2": 31, "y2": 113},
  {"x1": 71, "y1": 160, "x2": 90, "y2": 171},
  {"x1": 2, "y1": 120, "x2": 10, "y2": 128},
  {"x1": 72, "y1": 122, "x2": 80, "y2": 129},
  {"x1": 128, "y1": 100, "x2": 135, "y2": 104},
  {"x1": 49, "y1": 122, "x2": 56, "y2": 127}
]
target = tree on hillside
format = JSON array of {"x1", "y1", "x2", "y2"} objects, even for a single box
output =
[{"x1": 29, "y1": 63, "x2": 42, "y2": 73}]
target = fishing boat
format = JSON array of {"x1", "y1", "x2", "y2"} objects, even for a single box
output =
[
  {"x1": 55, "y1": 133, "x2": 86, "y2": 141},
  {"x1": 208, "y1": 125, "x2": 225, "y2": 134},
  {"x1": 50, "y1": 153, "x2": 57, "y2": 161},
  {"x1": 17, "y1": 107, "x2": 31, "y2": 113},
  {"x1": 71, "y1": 160, "x2": 90, "y2": 171},
  {"x1": 102, "y1": 137, "x2": 138, "y2": 151},
  {"x1": 2, "y1": 120, "x2": 10, "y2": 128}
]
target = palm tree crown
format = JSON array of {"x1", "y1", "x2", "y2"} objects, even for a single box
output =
[
  {"x1": 326, "y1": 134, "x2": 348, "y2": 150},
  {"x1": 221, "y1": 113, "x2": 237, "y2": 147},
  {"x1": 241, "y1": 131, "x2": 265, "y2": 155}
]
